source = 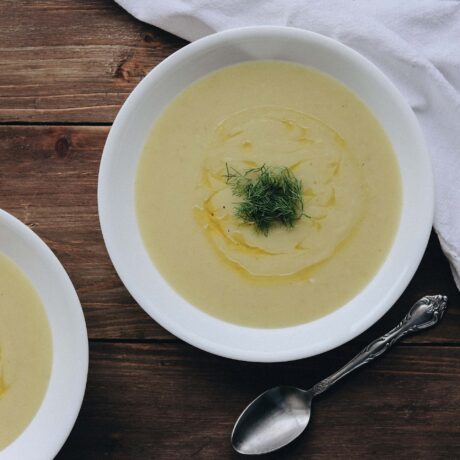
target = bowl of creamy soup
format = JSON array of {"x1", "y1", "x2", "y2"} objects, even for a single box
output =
[
  {"x1": 0, "y1": 210, "x2": 88, "y2": 459},
  {"x1": 99, "y1": 26, "x2": 433, "y2": 362}
]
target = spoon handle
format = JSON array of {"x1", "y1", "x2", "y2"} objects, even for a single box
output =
[{"x1": 311, "y1": 295, "x2": 448, "y2": 397}]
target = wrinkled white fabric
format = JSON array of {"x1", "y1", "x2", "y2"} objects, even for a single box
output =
[{"x1": 116, "y1": 0, "x2": 460, "y2": 287}]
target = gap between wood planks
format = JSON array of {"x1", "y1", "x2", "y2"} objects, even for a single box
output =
[
  {"x1": 87, "y1": 337, "x2": 460, "y2": 347},
  {"x1": 0, "y1": 121, "x2": 112, "y2": 126}
]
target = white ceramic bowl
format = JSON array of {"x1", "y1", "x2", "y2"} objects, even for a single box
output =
[
  {"x1": 0, "y1": 210, "x2": 88, "y2": 460},
  {"x1": 98, "y1": 26, "x2": 433, "y2": 362}
]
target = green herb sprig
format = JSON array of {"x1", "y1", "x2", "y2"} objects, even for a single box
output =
[{"x1": 225, "y1": 163, "x2": 307, "y2": 236}]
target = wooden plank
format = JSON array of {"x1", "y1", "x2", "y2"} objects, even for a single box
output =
[
  {"x1": 56, "y1": 342, "x2": 460, "y2": 459},
  {"x1": 0, "y1": 125, "x2": 458, "y2": 342},
  {"x1": 0, "y1": 0, "x2": 186, "y2": 123},
  {"x1": 0, "y1": 125, "x2": 166, "y2": 339}
]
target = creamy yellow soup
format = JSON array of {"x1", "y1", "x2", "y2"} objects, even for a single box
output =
[
  {"x1": 0, "y1": 253, "x2": 52, "y2": 450},
  {"x1": 136, "y1": 61, "x2": 401, "y2": 328}
]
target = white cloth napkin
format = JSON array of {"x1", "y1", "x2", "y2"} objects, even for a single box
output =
[{"x1": 116, "y1": 0, "x2": 460, "y2": 288}]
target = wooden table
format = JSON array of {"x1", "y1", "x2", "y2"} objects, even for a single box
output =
[{"x1": 1, "y1": 1, "x2": 459, "y2": 458}]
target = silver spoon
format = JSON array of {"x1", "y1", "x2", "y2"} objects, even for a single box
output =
[{"x1": 232, "y1": 295, "x2": 448, "y2": 455}]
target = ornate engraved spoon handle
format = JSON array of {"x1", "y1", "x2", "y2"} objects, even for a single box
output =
[{"x1": 311, "y1": 295, "x2": 448, "y2": 397}]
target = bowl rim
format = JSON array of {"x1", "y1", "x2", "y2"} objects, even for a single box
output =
[
  {"x1": 98, "y1": 25, "x2": 433, "y2": 362},
  {"x1": 0, "y1": 209, "x2": 88, "y2": 459}
]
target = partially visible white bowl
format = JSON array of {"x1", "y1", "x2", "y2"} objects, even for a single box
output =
[
  {"x1": 0, "y1": 210, "x2": 88, "y2": 460},
  {"x1": 98, "y1": 26, "x2": 433, "y2": 363}
]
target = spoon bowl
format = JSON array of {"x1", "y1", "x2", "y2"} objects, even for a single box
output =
[{"x1": 232, "y1": 386, "x2": 312, "y2": 455}]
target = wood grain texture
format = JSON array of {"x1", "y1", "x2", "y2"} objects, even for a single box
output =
[
  {"x1": 0, "y1": 0, "x2": 186, "y2": 123},
  {"x1": 0, "y1": 125, "x2": 170, "y2": 340},
  {"x1": 56, "y1": 342, "x2": 460, "y2": 459},
  {"x1": 0, "y1": 125, "x2": 458, "y2": 343}
]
